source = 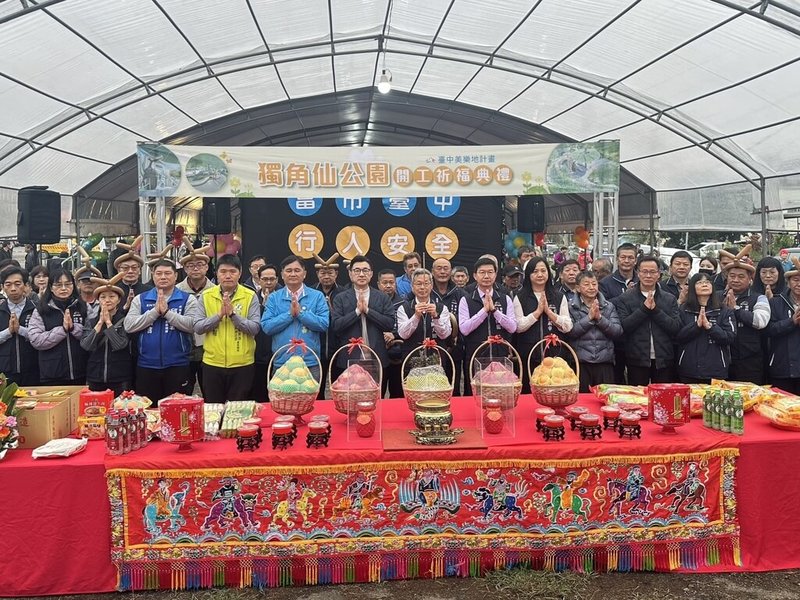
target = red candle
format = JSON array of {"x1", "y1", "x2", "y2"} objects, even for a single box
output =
[
  {"x1": 238, "y1": 424, "x2": 259, "y2": 438},
  {"x1": 272, "y1": 422, "x2": 293, "y2": 433},
  {"x1": 580, "y1": 413, "x2": 600, "y2": 426},
  {"x1": 535, "y1": 407, "x2": 555, "y2": 421},
  {"x1": 601, "y1": 405, "x2": 620, "y2": 418},
  {"x1": 544, "y1": 415, "x2": 565, "y2": 428},
  {"x1": 274, "y1": 415, "x2": 295, "y2": 424},
  {"x1": 567, "y1": 406, "x2": 588, "y2": 418},
  {"x1": 243, "y1": 417, "x2": 261, "y2": 428},
  {"x1": 308, "y1": 421, "x2": 328, "y2": 433},
  {"x1": 620, "y1": 412, "x2": 641, "y2": 425},
  {"x1": 311, "y1": 414, "x2": 330, "y2": 423}
]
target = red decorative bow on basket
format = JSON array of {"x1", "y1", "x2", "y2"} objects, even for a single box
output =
[
  {"x1": 543, "y1": 333, "x2": 562, "y2": 352},
  {"x1": 422, "y1": 338, "x2": 438, "y2": 349},
  {"x1": 347, "y1": 337, "x2": 365, "y2": 354},
  {"x1": 487, "y1": 335, "x2": 504, "y2": 345},
  {"x1": 289, "y1": 337, "x2": 308, "y2": 354}
]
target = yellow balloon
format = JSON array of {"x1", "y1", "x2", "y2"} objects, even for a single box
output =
[{"x1": 513, "y1": 237, "x2": 525, "y2": 248}]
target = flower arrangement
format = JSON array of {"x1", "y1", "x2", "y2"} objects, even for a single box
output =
[{"x1": 0, "y1": 374, "x2": 21, "y2": 456}]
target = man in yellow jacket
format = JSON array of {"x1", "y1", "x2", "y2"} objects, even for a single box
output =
[{"x1": 195, "y1": 254, "x2": 262, "y2": 403}]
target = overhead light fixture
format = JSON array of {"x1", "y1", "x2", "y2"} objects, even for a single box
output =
[{"x1": 377, "y1": 68, "x2": 392, "y2": 94}]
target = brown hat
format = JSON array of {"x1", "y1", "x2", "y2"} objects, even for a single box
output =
[
  {"x1": 74, "y1": 246, "x2": 102, "y2": 281},
  {"x1": 720, "y1": 244, "x2": 756, "y2": 275},
  {"x1": 178, "y1": 238, "x2": 211, "y2": 266},
  {"x1": 146, "y1": 244, "x2": 176, "y2": 269},
  {"x1": 92, "y1": 272, "x2": 125, "y2": 299},
  {"x1": 786, "y1": 256, "x2": 800, "y2": 280},
  {"x1": 312, "y1": 252, "x2": 340, "y2": 271},
  {"x1": 113, "y1": 235, "x2": 144, "y2": 269}
]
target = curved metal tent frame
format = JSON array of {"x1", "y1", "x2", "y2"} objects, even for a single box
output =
[{"x1": 2, "y1": 0, "x2": 800, "y2": 230}]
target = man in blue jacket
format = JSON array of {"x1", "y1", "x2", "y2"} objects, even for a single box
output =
[
  {"x1": 262, "y1": 255, "x2": 330, "y2": 382},
  {"x1": 124, "y1": 259, "x2": 200, "y2": 401}
]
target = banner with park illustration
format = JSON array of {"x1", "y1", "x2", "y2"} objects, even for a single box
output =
[{"x1": 136, "y1": 141, "x2": 620, "y2": 199}]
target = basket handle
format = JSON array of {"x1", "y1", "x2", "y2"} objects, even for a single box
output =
[
  {"x1": 327, "y1": 338, "x2": 385, "y2": 391},
  {"x1": 267, "y1": 340, "x2": 323, "y2": 381},
  {"x1": 526, "y1": 334, "x2": 581, "y2": 382},
  {"x1": 469, "y1": 336, "x2": 522, "y2": 378},
  {"x1": 400, "y1": 339, "x2": 456, "y2": 386}
]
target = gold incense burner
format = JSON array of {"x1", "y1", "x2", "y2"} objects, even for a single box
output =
[{"x1": 410, "y1": 399, "x2": 463, "y2": 445}]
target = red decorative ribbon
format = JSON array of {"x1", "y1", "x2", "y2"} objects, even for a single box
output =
[
  {"x1": 487, "y1": 335, "x2": 504, "y2": 345},
  {"x1": 122, "y1": 390, "x2": 135, "y2": 399},
  {"x1": 422, "y1": 337, "x2": 438, "y2": 349},
  {"x1": 347, "y1": 337, "x2": 364, "y2": 354},
  {"x1": 543, "y1": 333, "x2": 561, "y2": 352},
  {"x1": 289, "y1": 337, "x2": 308, "y2": 354}
]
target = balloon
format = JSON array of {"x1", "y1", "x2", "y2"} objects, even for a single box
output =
[
  {"x1": 577, "y1": 238, "x2": 590, "y2": 250},
  {"x1": 215, "y1": 239, "x2": 227, "y2": 254},
  {"x1": 534, "y1": 232, "x2": 546, "y2": 246},
  {"x1": 504, "y1": 239, "x2": 515, "y2": 253},
  {"x1": 81, "y1": 233, "x2": 103, "y2": 252},
  {"x1": 90, "y1": 250, "x2": 108, "y2": 262},
  {"x1": 513, "y1": 236, "x2": 525, "y2": 248},
  {"x1": 575, "y1": 226, "x2": 586, "y2": 236}
]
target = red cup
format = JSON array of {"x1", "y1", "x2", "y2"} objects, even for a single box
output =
[
  {"x1": 620, "y1": 412, "x2": 641, "y2": 426},
  {"x1": 601, "y1": 405, "x2": 620, "y2": 418},
  {"x1": 544, "y1": 415, "x2": 565, "y2": 428},
  {"x1": 579, "y1": 413, "x2": 600, "y2": 426},
  {"x1": 237, "y1": 424, "x2": 259, "y2": 438}
]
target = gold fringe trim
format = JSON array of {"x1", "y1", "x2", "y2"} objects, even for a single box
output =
[{"x1": 106, "y1": 447, "x2": 738, "y2": 479}]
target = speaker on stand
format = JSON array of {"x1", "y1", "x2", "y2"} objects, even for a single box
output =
[
  {"x1": 517, "y1": 196, "x2": 546, "y2": 233},
  {"x1": 18, "y1": 186, "x2": 62, "y2": 268}
]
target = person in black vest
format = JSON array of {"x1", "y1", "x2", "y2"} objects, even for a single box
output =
[
  {"x1": 430, "y1": 258, "x2": 465, "y2": 394},
  {"x1": 331, "y1": 255, "x2": 396, "y2": 395},
  {"x1": 396, "y1": 268, "x2": 452, "y2": 359},
  {"x1": 312, "y1": 254, "x2": 344, "y2": 399},
  {"x1": 601, "y1": 243, "x2": 638, "y2": 384},
  {"x1": 458, "y1": 257, "x2": 517, "y2": 379},
  {"x1": 28, "y1": 269, "x2": 88, "y2": 386},
  {"x1": 675, "y1": 272, "x2": 736, "y2": 384},
  {"x1": 377, "y1": 269, "x2": 404, "y2": 398},
  {"x1": 766, "y1": 258, "x2": 800, "y2": 394},
  {"x1": 0, "y1": 266, "x2": 38, "y2": 386},
  {"x1": 615, "y1": 255, "x2": 681, "y2": 386},
  {"x1": 80, "y1": 273, "x2": 132, "y2": 396},
  {"x1": 720, "y1": 253, "x2": 770, "y2": 384},
  {"x1": 513, "y1": 257, "x2": 572, "y2": 393}
]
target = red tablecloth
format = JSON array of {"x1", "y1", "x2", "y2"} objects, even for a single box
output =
[{"x1": 2, "y1": 394, "x2": 800, "y2": 596}]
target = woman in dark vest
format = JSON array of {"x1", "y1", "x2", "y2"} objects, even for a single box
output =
[
  {"x1": 28, "y1": 269, "x2": 88, "y2": 385},
  {"x1": 513, "y1": 257, "x2": 572, "y2": 393}
]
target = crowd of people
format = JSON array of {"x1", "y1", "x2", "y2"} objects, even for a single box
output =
[{"x1": 0, "y1": 239, "x2": 798, "y2": 404}]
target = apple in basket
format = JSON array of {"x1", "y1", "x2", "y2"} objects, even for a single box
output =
[
  {"x1": 332, "y1": 364, "x2": 378, "y2": 391},
  {"x1": 476, "y1": 362, "x2": 518, "y2": 384}
]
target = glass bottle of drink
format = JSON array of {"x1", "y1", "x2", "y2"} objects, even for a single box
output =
[
  {"x1": 720, "y1": 391, "x2": 732, "y2": 433},
  {"x1": 119, "y1": 411, "x2": 131, "y2": 454},
  {"x1": 732, "y1": 391, "x2": 744, "y2": 436},
  {"x1": 105, "y1": 410, "x2": 122, "y2": 456},
  {"x1": 703, "y1": 391, "x2": 713, "y2": 428},
  {"x1": 128, "y1": 409, "x2": 141, "y2": 451},
  {"x1": 711, "y1": 390, "x2": 721, "y2": 430}
]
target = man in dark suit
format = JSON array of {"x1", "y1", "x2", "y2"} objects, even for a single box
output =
[{"x1": 331, "y1": 255, "x2": 396, "y2": 395}]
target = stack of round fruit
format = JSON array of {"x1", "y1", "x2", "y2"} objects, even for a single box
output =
[
  {"x1": 268, "y1": 355, "x2": 319, "y2": 417},
  {"x1": 331, "y1": 364, "x2": 380, "y2": 416},
  {"x1": 471, "y1": 361, "x2": 522, "y2": 409},
  {"x1": 531, "y1": 356, "x2": 579, "y2": 411},
  {"x1": 403, "y1": 365, "x2": 453, "y2": 411}
]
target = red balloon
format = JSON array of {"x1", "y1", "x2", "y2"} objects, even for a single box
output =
[
  {"x1": 577, "y1": 238, "x2": 590, "y2": 249},
  {"x1": 534, "y1": 232, "x2": 546, "y2": 246},
  {"x1": 575, "y1": 226, "x2": 586, "y2": 236}
]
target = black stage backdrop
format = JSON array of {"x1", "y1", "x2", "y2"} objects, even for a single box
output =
[{"x1": 239, "y1": 196, "x2": 503, "y2": 285}]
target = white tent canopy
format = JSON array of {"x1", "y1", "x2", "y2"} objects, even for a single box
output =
[{"x1": 1, "y1": 0, "x2": 800, "y2": 214}]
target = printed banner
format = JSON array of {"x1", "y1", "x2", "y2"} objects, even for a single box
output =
[
  {"x1": 136, "y1": 141, "x2": 620, "y2": 199},
  {"x1": 108, "y1": 449, "x2": 738, "y2": 590}
]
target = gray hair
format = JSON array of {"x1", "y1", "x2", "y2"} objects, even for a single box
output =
[{"x1": 411, "y1": 268, "x2": 433, "y2": 283}]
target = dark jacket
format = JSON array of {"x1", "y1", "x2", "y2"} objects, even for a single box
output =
[
  {"x1": 331, "y1": 287, "x2": 396, "y2": 368},
  {"x1": 614, "y1": 284, "x2": 681, "y2": 369},
  {"x1": 28, "y1": 301, "x2": 88, "y2": 383},
  {"x1": 676, "y1": 306, "x2": 736, "y2": 380},
  {"x1": 313, "y1": 283, "x2": 345, "y2": 360},
  {"x1": 766, "y1": 292, "x2": 800, "y2": 379},
  {"x1": 431, "y1": 282, "x2": 464, "y2": 352},
  {"x1": 729, "y1": 289, "x2": 770, "y2": 362},
  {"x1": 0, "y1": 298, "x2": 38, "y2": 380},
  {"x1": 81, "y1": 311, "x2": 132, "y2": 384},
  {"x1": 662, "y1": 276, "x2": 688, "y2": 299},
  {"x1": 567, "y1": 293, "x2": 623, "y2": 364},
  {"x1": 253, "y1": 290, "x2": 272, "y2": 366},
  {"x1": 600, "y1": 270, "x2": 636, "y2": 301}
]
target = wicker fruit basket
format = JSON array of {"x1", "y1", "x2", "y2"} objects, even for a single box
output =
[
  {"x1": 527, "y1": 336, "x2": 580, "y2": 413},
  {"x1": 469, "y1": 337, "x2": 523, "y2": 409},
  {"x1": 402, "y1": 340, "x2": 455, "y2": 412},
  {"x1": 267, "y1": 341, "x2": 321, "y2": 421},
  {"x1": 328, "y1": 340, "x2": 383, "y2": 416}
]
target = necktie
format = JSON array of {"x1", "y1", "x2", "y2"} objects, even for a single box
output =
[{"x1": 360, "y1": 292, "x2": 370, "y2": 346}]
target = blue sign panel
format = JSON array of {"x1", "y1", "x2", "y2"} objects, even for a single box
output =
[
  {"x1": 335, "y1": 197, "x2": 370, "y2": 217},
  {"x1": 382, "y1": 197, "x2": 417, "y2": 217},
  {"x1": 287, "y1": 197, "x2": 322, "y2": 216},
  {"x1": 426, "y1": 196, "x2": 461, "y2": 218}
]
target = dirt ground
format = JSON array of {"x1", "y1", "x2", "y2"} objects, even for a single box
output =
[{"x1": 36, "y1": 570, "x2": 800, "y2": 600}]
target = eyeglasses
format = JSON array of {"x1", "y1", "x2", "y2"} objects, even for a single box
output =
[
  {"x1": 185, "y1": 263, "x2": 206, "y2": 270},
  {"x1": 351, "y1": 268, "x2": 371, "y2": 275},
  {"x1": 119, "y1": 265, "x2": 140, "y2": 272},
  {"x1": 52, "y1": 282, "x2": 74, "y2": 289}
]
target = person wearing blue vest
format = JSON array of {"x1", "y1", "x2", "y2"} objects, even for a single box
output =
[{"x1": 124, "y1": 259, "x2": 200, "y2": 402}]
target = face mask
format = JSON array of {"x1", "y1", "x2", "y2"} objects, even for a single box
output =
[{"x1": 699, "y1": 268, "x2": 715, "y2": 276}]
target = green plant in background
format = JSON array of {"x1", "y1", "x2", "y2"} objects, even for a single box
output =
[{"x1": 0, "y1": 374, "x2": 21, "y2": 455}]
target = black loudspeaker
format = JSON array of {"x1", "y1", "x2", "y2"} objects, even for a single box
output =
[
  {"x1": 17, "y1": 186, "x2": 61, "y2": 244},
  {"x1": 517, "y1": 196, "x2": 545, "y2": 233},
  {"x1": 202, "y1": 197, "x2": 232, "y2": 234}
]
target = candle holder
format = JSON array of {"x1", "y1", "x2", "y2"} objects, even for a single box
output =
[
  {"x1": 242, "y1": 417, "x2": 263, "y2": 445},
  {"x1": 535, "y1": 407, "x2": 555, "y2": 432},
  {"x1": 618, "y1": 412, "x2": 642, "y2": 439},
  {"x1": 542, "y1": 415, "x2": 565, "y2": 442},
  {"x1": 272, "y1": 422, "x2": 295, "y2": 450},
  {"x1": 566, "y1": 406, "x2": 588, "y2": 431},
  {"x1": 310, "y1": 414, "x2": 332, "y2": 436},
  {"x1": 601, "y1": 405, "x2": 621, "y2": 430},
  {"x1": 306, "y1": 421, "x2": 331, "y2": 448},
  {"x1": 236, "y1": 424, "x2": 261, "y2": 452},
  {"x1": 578, "y1": 414, "x2": 602, "y2": 440}
]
